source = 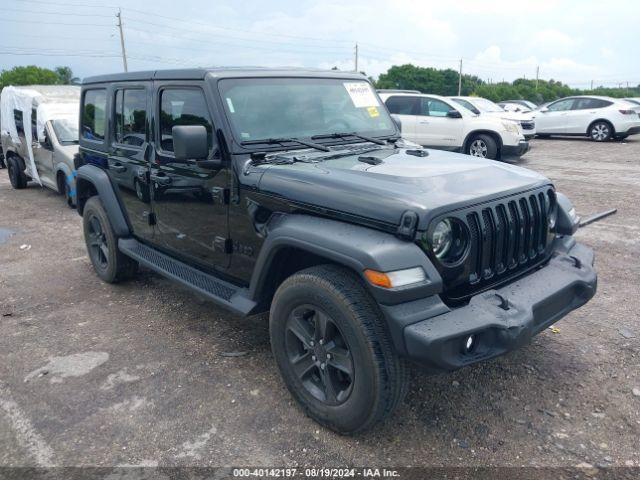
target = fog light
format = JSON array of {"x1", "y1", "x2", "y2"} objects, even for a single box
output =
[{"x1": 463, "y1": 335, "x2": 476, "y2": 354}]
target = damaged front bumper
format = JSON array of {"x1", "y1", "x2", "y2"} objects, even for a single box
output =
[{"x1": 397, "y1": 238, "x2": 596, "y2": 372}]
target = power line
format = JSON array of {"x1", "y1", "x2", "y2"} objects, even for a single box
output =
[
  {"x1": 0, "y1": 17, "x2": 113, "y2": 27},
  {"x1": 1, "y1": 6, "x2": 113, "y2": 17}
]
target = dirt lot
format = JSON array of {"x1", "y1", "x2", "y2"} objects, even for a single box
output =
[{"x1": 0, "y1": 137, "x2": 639, "y2": 471}]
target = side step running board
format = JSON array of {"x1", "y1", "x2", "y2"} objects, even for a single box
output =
[{"x1": 118, "y1": 238, "x2": 257, "y2": 316}]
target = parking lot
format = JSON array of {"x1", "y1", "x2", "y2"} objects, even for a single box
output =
[{"x1": 0, "y1": 137, "x2": 639, "y2": 469}]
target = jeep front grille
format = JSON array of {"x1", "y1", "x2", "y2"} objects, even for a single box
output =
[{"x1": 429, "y1": 186, "x2": 555, "y2": 304}]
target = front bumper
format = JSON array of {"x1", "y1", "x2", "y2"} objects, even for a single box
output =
[
  {"x1": 501, "y1": 140, "x2": 530, "y2": 159},
  {"x1": 400, "y1": 240, "x2": 596, "y2": 372}
]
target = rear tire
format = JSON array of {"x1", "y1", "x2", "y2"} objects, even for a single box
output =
[
  {"x1": 467, "y1": 134, "x2": 498, "y2": 159},
  {"x1": 269, "y1": 265, "x2": 409, "y2": 435},
  {"x1": 83, "y1": 196, "x2": 138, "y2": 283},
  {"x1": 7, "y1": 156, "x2": 28, "y2": 189},
  {"x1": 589, "y1": 121, "x2": 613, "y2": 142}
]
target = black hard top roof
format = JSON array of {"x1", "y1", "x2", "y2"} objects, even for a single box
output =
[{"x1": 82, "y1": 67, "x2": 367, "y2": 85}]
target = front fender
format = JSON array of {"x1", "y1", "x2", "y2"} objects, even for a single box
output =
[
  {"x1": 249, "y1": 214, "x2": 443, "y2": 306},
  {"x1": 76, "y1": 164, "x2": 131, "y2": 237}
]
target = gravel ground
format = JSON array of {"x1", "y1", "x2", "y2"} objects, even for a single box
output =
[{"x1": 0, "y1": 137, "x2": 639, "y2": 472}]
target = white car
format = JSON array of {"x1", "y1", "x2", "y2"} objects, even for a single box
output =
[
  {"x1": 532, "y1": 96, "x2": 640, "y2": 141},
  {"x1": 498, "y1": 99, "x2": 538, "y2": 113},
  {"x1": 379, "y1": 92, "x2": 529, "y2": 160},
  {"x1": 449, "y1": 96, "x2": 537, "y2": 139}
]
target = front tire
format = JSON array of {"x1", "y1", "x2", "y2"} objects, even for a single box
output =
[
  {"x1": 83, "y1": 196, "x2": 138, "y2": 283},
  {"x1": 589, "y1": 121, "x2": 612, "y2": 142},
  {"x1": 467, "y1": 134, "x2": 498, "y2": 159},
  {"x1": 7, "y1": 156, "x2": 28, "y2": 189},
  {"x1": 269, "y1": 265, "x2": 409, "y2": 435}
]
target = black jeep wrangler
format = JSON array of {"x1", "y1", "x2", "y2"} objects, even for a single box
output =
[{"x1": 76, "y1": 68, "x2": 597, "y2": 434}]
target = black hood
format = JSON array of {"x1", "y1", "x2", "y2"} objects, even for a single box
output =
[{"x1": 253, "y1": 147, "x2": 551, "y2": 230}]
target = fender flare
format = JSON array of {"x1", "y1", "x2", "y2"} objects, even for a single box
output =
[
  {"x1": 249, "y1": 214, "x2": 443, "y2": 307},
  {"x1": 76, "y1": 164, "x2": 131, "y2": 237}
]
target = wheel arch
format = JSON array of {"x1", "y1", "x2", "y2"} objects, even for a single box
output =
[
  {"x1": 76, "y1": 164, "x2": 131, "y2": 237},
  {"x1": 462, "y1": 129, "x2": 503, "y2": 153},
  {"x1": 587, "y1": 118, "x2": 615, "y2": 136}
]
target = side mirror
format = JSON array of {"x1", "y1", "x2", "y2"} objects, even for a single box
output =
[
  {"x1": 172, "y1": 125, "x2": 209, "y2": 161},
  {"x1": 539, "y1": 107, "x2": 549, "y2": 113},
  {"x1": 447, "y1": 109, "x2": 462, "y2": 119}
]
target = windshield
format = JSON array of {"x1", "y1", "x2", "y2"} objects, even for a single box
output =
[
  {"x1": 218, "y1": 78, "x2": 396, "y2": 145},
  {"x1": 467, "y1": 98, "x2": 504, "y2": 113},
  {"x1": 51, "y1": 118, "x2": 79, "y2": 143}
]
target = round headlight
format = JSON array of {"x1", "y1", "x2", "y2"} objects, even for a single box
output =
[
  {"x1": 431, "y1": 219, "x2": 453, "y2": 259},
  {"x1": 425, "y1": 218, "x2": 470, "y2": 265}
]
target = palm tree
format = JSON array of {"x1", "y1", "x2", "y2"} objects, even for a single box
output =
[{"x1": 55, "y1": 66, "x2": 80, "y2": 85}]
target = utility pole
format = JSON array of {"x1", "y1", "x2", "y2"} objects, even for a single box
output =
[
  {"x1": 457, "y1": 58, "x2": 462, "y2": 95},
  {"x1": 354, "y1": 43, "x2": 358, "y2": 73},
  {"x1": 116, "y1": 8, "x2": 128, "y2": 72},
  {"x1": 590, "y1": 80, "x2": 593, "y2": 90},
  {"x1": 535, "y1": 66, "x2": 539, "y2": 91}
]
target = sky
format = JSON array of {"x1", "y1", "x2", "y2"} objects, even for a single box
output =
[{"x1": 1, "y1": 0, "x2": 639, "y2": 88}]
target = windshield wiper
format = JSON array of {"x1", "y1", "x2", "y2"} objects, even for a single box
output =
[
  {"x1": 241, "y1": 137, "x2": 330, "y2": 152},
  {"x1": 311, "y1": 132, "x2": 387, "y2": 146}
]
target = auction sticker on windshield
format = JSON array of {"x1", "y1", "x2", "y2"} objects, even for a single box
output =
[{"x1": 344, "y1": 82, "x2": 379, "y2": 108}]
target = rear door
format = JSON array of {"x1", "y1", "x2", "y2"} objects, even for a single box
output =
[
  {"x1": 150, "y1": 83, "x2": 230, "y2": 272},
  {"x1": 383, "y1": 95, "x2": 418, "y2": 142},
  {"x1": 108, "y1": 84, "x2": 154, "y2": 240},
  {"x1": 536, "y1": 98, "x2": 575, "y2": 133},
  {"x1": 566, "y1": 98, "x2": 611, "y2": 134}
]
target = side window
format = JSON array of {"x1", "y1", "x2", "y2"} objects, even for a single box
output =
[
  {"x1": 13, "y1": 110, "x2": 24, "y2": 135},
  {"x1": 419, "y1": 98, "x2": 452, "y2": 117},
  {"x1": 385, "y1": 96, "x2": 418, "y2": 115},
  {"x1": 82, "y1": 89, "x2": 107, "y2": 141},
  {"x1": 547, "y1": 99, "x2": 574, "y2": 111},
  {"x1": 159, "y1": 88, "x2": 215, "y2": 155},
  {"x1": 573, "y1": 98, "x2": 594, "y2": 110},
  {"x1": 114, "y1": 89, "x2": 147, "y2": 147}
]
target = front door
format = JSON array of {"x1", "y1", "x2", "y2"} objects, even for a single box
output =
[
  {"x1": 107, "y1": 85, "x2": 154, "y2": 240},
  {"x1": 415, "y1": 97, "x2": 462, "y2": 148},
  {"x1": 536, "y1": 98, "x2": 575, "y2": 134},
  {"x1": 32, "y1": 123, "x2": 55, "y2": 184},
  {"x1": 151, "y1": 84, "x2": 230, "y2": 272}
]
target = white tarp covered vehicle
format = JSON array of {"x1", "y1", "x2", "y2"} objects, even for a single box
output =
[{"x1": 1, "y1": 85, "x2": 80, "y2": 205}]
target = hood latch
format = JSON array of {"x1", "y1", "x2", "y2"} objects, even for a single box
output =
[{"x1": 396, "y1": 210, "x2": 419, "y2": 240}]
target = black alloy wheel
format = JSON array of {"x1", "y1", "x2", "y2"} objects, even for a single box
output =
[{"x1": 285, "y1": 304, "x2": 354, "y2": 406}]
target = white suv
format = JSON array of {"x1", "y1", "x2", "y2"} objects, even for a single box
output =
[
  {"x1": 379, "y1": 92, "x2": 529, "y2": 160},
  {"x1": 449, "y1": 96, "x2": 537, "y2": 139},
  {"x1": 532, "y1": 96, "x2": 640, "y2": 141}
]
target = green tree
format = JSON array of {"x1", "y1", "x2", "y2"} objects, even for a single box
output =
[
  {"x1": 0, "y1": 65, "x2": 60, "y2": 88},
  {"x1": 375, "y1": 64, "x2": 483, "y2": 96},
  {"x1": 54, "y1": 66, "x2": 80, "y2": 85}
]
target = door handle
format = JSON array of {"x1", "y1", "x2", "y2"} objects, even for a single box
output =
[
  {"x1": 419, "y1": 120, "x2": 430, "y2": 124},
  {"x1": 111, "y1": 163, "x2": 126, "y2": 173},
  {"x1": 150, "y1": 174, "x2": 172, "y2": 186}
]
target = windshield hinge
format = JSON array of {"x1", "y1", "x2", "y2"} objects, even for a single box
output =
[{"x1": 396, "y1": 210, "x2": 418, "y2": 240}]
